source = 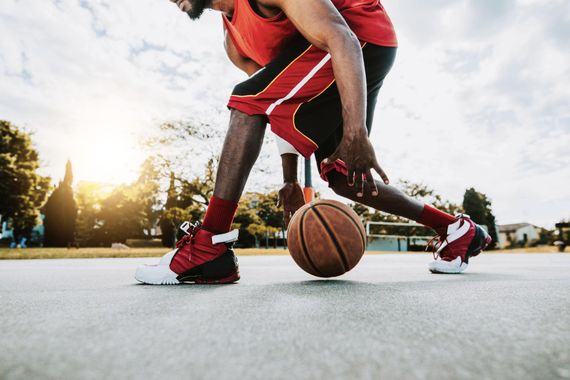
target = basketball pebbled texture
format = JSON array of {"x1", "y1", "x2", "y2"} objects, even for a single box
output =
[{"x1": 287, "y1": 199, "x2": 367, "y2": 278}]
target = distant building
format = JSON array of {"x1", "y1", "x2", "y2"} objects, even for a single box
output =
[
  {"x1": 498, "y1": 223, "x2": 540, "y2": 248},
  {"x1": 1, "y1": 220, "x2": 14, "y2": 241}
]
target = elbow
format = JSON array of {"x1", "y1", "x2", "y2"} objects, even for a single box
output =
[{"x1": 325, "y1": 28, "x2": 360, "y2": 54}]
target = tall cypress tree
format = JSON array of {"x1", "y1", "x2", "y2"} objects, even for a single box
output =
[
  {"x1": 463, "y1": 188, "x2": 498, "y2": 249},
  {"x1": 160, "y1": 172, "x2": 178, "y2": 247},
  {"x1": 43, "y1": 160, "x2": 77, "y2": 247}
]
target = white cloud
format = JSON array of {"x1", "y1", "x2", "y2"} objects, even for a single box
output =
[
  {"x1": 366, "y1": 0, "x2": 570, "y2": 227},
  {"x1": 0, "y1": 0, "x2": 568, "y2": 227}
]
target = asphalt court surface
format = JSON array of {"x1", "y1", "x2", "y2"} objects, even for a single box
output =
[{"x1": 1, "y1": 253, "x2": 569, "y2": 379}]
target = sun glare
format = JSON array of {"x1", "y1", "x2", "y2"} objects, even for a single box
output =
[
  {"x1": 52, "y1": 93, "x2": 152, "y2": 185},
  {"x1": 65, "y1": 116, "x2": 147, "y2": 185}
]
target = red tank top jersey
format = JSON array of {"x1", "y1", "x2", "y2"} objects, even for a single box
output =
[{"x1": 222, "y1": 0, "x2": 397, "y2": 67}]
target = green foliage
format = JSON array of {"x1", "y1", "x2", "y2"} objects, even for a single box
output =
[
  {"x1": 255, "y1": 191, "x2": 283, "y2": 229},
  {"x1": 462, "y1": 188, "x2": 498, "y2": 249},
  {"x1": 43, "y1": 161, "x2": 77, "y2": 246},
  {"x1": 136, "y1": 157, "x2": 162, "y2": 237},
  {"x1": 73, "y1": 159, "x2": 162, "y2": 246},
  {"x1": 177, "y1": 158, "x2": 216, "y2": 208},
  {"x1": 233, "y1": 193, "x2": 262, "y2": 247},
  {"x1": 159, "y1": 160, "x2": 216, "y2": 247},
  {"x1": 75, "y1": 182, "x2": 106, "y2": 246},
  {"x1": 160, "y1": 172, "x2": 178, "y2": 247},
  {"x1": 232, "y1": 191, "x2": 284, "y2": 248},
  {"x1": 96, "y1": 159, "x2": 162, "y2": 245},
  {"x1": 530, "y1": 227, "x2": 553, "y2": 247},
  {"x1": 351, "y1": 203, "x2": 371, "y2": 220},
  {"x1": 97, "y1": 184, "x2": 146, "y2": 244},
  {"x1": 0, "y1": 120, "x2": 50, "y2": 239},
  {"x1": 145, "y1": 119, "x2": 225, "y2": 182}
]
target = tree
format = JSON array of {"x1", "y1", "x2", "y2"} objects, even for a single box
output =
[
  {"x1": 230, "y1": 191, "x2": 285, "y2": 248},
  {"x1": 160, "y1": 172, "x2": 178, "y2": 247},
  {"x1": 256, "y1": 191, "x2": 283, "y2": 230},
  {"x1": 247, "y1": 223, "x2": 280, "y2": 248},
  {"x1": 0, "y1": 120, "x2": 50, "y2": 240},
  {"x1": 43, "y1": 160, "x2": 77, "y2": 247},
  {"x1": 135, "y1": 157, "x2": 161, "y2": 238},
  {"x1": 73, "y1": 159, "x2": 162, "y2": 247},
  {"x1": 351, "y1": 203, "x2": 371, "y2": 221},
  {"x1": 97, "y1": 184, "x2": 146, "y2": 244},
  {"x1": 463, "y1": 188, "x2": 498, "y2": 249},
  {"x1": 232, "y1": 193, "x2": 262, "y2": 248},
  {"x1": 75, "y1": 182, "x2": 107, "y2": 246},
  {"x1": 177, "y1": 158, "x2": 216, "y2": 210},
  {"x1": 255, "y1": 191, "x2": 285, "y2": 248}
]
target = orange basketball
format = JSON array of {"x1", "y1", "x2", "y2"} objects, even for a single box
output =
[{"x1": 287, "y1": 199, "x2": 366, "y2": 278}]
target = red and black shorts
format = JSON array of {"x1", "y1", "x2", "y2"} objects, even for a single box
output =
[{"x1": 227, "y1": 36, "x2": 397, "y2": 181}]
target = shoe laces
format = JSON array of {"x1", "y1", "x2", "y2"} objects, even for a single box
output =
[
  {"x1": 425, "y1": 214, "x2": 466, "y2": 259},
  {"x1": 426, "y1": 234, "x2": 447, "y2": 260},
  {"x1": 175, "y1": 221, "x2": 202, "y2": 250}
]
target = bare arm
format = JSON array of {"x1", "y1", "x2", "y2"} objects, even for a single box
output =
[
  {"x1": 267, "y1": 0, "x2": 365, "y2": 134},
  {"x1": 277, "y1": 154, "x2": 305, "y2": 226},
  {"x1": 261, "y1": 0, "x2": 389, "y2": 196},
  {"x1": 224, "y1": 29, "x2": 263, "y2": 76}
]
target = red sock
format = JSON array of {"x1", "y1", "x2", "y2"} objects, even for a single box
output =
[
  {"x1": 202, "y1": 196, "x2": 238, "y2": 234},
  {"x1": 417, "y1": 204, "x2": 456, "y2": 231}
]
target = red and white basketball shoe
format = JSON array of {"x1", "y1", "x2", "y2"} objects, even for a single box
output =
[
  {"x1": 428, "y1": 215, "x2": 492, "y2": 274},
  {"x1": 135, "y1": 221, "x2": 240, "y2": 285}
]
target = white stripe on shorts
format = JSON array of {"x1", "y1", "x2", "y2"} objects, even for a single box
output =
[{"x1": 265, "y1": 53, "x2": 332, "y2": 116}]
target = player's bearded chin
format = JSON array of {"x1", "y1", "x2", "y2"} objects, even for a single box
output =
[{"x1": 183, "y1": 0, "x2": 209, "y2": 20}]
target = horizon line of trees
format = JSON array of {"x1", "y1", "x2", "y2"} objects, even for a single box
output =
[{"x1": 2, "y1": 119, "x2": 560, "y2": 250}]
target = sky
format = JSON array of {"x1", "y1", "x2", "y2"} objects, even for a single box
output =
[{"x1": 1, "y1": 0, "x2": 569, "y2": 228}]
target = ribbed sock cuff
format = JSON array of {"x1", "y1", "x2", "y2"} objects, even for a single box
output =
[
  {"x1": 202, "y1": 196, "x2": 238, "y2": 234},
  {"x1": 417, "y1": 204, "x2": 456, "y2": 231}
]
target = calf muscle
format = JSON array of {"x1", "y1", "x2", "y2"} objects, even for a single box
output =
[
  {"x1": 328, "y1": 171, "x2": 423, "y2": 221},
  {"x1": 213, "y1": 110, "x2": 266, "y2": 202}
]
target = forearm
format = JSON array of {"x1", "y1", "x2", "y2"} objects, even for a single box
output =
[
  {"x1": 271, "y1": 0, "x2": 367, "y2": 135},
  {"x1": 281, "y1": 154, "x2": 298, "y2": 183},
  {"x1": 328, "y1": 33, "x2": 367, "y2": 136}
]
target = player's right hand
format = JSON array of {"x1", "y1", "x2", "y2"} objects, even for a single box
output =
[{"x1": 277, "y1": 182, "x2": 305, "y2": 227}]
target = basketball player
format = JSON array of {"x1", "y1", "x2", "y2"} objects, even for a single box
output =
[{"x1": 135, "y1": 0, "x2": 492, "y2": 284}]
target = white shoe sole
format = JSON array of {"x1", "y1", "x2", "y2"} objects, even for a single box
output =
[
  {"x1": 428, "y1": 257, "x2": 468, "y2": 274},
  {"x1": 135, "y1": 264, "x2": 180, "y2": 285},
  {"x1": 134, "y1": 249, "x2": 181, "y2": 285}
]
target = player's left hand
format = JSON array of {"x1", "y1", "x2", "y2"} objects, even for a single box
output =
[
  {"x1": 277, "y1": 182, "x2": 305, "y2": 227},
  {"x1": 323, "y1": 129, "x2": 389, "y2": 197}
]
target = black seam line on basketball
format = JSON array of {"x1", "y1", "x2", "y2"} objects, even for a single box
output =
[
  {"x1": 312, "y1": 207, "x2": 350, "y2": 273},
  {"x1": 299, "y1": 205, "x2": 325, "y2": 277},
  {"x1": 319, "y1": 203, "x2": 366, "y2": 249}
]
